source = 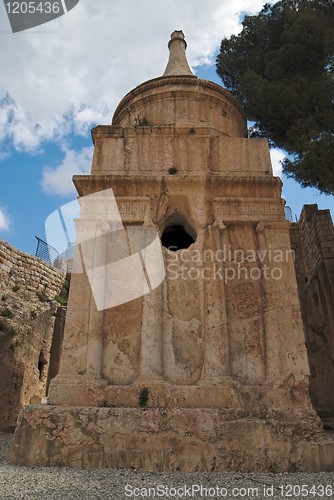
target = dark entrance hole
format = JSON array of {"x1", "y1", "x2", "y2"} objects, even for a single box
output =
[
  {"x1": 161, "y1": 225, "x2": 195, "y2": 251},
  {"x1": 38, "y1": 350, "x2": 47, "y2": 382}
]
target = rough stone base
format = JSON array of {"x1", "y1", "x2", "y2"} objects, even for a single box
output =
[{"x1": 10, "y1": 405, "x2": 334, "y2": 472}]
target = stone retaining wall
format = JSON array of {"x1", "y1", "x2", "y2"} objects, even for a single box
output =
[
  {"x1": 0, "y1": 240, "x2": 65, "y2": 299},
  {"x1": 0, "y1": 240, "x2": 66, "y2": 431},
  {"x1": 291, "y1": 205, "x2": 334, "y2": 424}
]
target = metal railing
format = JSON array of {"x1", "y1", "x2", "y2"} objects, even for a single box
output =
[
  {"x1": 284, "y1": 205, "x2": 293, "y2": 222},
  {"x1": 35, "y1": 236, "x2": 59, "y2": 266}
]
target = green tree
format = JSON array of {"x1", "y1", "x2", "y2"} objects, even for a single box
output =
[{"x1": 216, "y1": 0, "x2": 334, "y2": 194}]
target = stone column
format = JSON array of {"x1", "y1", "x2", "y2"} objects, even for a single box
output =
[
  {"x1": 256, "y1": 221, "x2": 309, "y2": 381},
  {"x1": 199, "y1": 222, "x2": 231, "y2": 383},
  {"x1": 75, "y1": 190, "x2": 123, "y2": 380},
  {"x1": 133, "y1": 225, "x2": 165, "y2": 382},
  {"x1": 77, "y1": 219, "x2": 106, "y2": 379},
  {"x1": 139, "y1": 284, "x2": 164, "y2": 381}
]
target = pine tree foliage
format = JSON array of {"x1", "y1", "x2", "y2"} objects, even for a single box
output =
[{"x1": 216, "y1": 0, "x2": 334, "y2": 194}]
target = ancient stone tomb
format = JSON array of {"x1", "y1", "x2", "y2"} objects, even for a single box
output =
[{"x1": 11, "y1": 31, "x2": 334, "y2": 471}]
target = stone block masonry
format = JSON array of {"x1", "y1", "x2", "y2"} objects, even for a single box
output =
[
  {"x1": 0, "y1": 240, "x2": 65, "y2": 299},
  {"x1": 291, "y1": 205, "x2": 334, "y2": 427},
  {"x1": 0, "y1": 239, "x2": 66, "y2": 431}
]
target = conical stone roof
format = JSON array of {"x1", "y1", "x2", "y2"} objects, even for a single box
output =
[{"x1": 112, "y1": 31, "x2": 247, "y2": 138}]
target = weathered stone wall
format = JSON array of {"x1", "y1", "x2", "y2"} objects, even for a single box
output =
[
  {"x1": 0, "y1": 240, "x2": 66, "y2": 431},
  {"x1": 11, "y1": 405, "x2": 330, "y2": 472},
  {"x1": 0, "y1": 240, "x2": 65, "y2": 298},
  {"x1": 291, "y1": 205, "x2": 334, "y2": 424}
]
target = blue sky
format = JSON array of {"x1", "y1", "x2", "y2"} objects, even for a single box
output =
[{"x1": 0, "y1": 0, "x2": 333, "y2": 256}]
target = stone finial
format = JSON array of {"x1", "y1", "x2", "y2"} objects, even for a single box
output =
[{"x1": 163, "y1": 30, "x2": 193, "y2": 77}]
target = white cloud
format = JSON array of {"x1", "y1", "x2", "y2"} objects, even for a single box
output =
[
  {"x1": 41, "y1": 146, "x2": 93, "y2": 196},
  {"x1": 270, "y1": 148, "x2": 285, "y2": 178},
  {"x1": 0, "y1": 0, "x2": 269, "y2": 153},
  {"x1": 0, "y1": 208, "x2": 10, "y2": 231}
]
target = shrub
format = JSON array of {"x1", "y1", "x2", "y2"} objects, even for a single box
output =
[
  {"x1": 9, "y1": 340, "x2": 21, "y2": 351},
  {"x1": 168, "y1": 167, "x2": 178, "y2": 175},
  {"x1": 12, "y1": 285, "x2": 20, "y2": 293},
  {"x1": 0, "y1": 308, "x2": 14, "y2": 319},
  {"x1": 0, "y1": 318, "x2": 16, "y2": 337},
  {"x1": 36, "y1": 291, "x2": 48, "y2": 303},
  {"x1": 138, "y1": 387, "x2": 150, "y2": 407},
  {"x1": 135, "y1": 117, "x2": 152, "y2": 127},
  {"x1": 54, "y1": 295, "x2": 67, "y2": 306}
]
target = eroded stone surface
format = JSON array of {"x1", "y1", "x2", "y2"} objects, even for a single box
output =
[
  {"x1": 10, "y1": 405, "x2": 334, "y2": 472},
  {"x1": 291, "y1": 205, "x2": 334, "y2": 428},
  {"x1": 0, "y1": 240, "x2": 66, "y2": 431}
]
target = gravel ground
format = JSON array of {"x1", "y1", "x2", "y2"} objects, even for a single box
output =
[{"x1": 0, "y1": 433, "x2": 333, "y2": 499}]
